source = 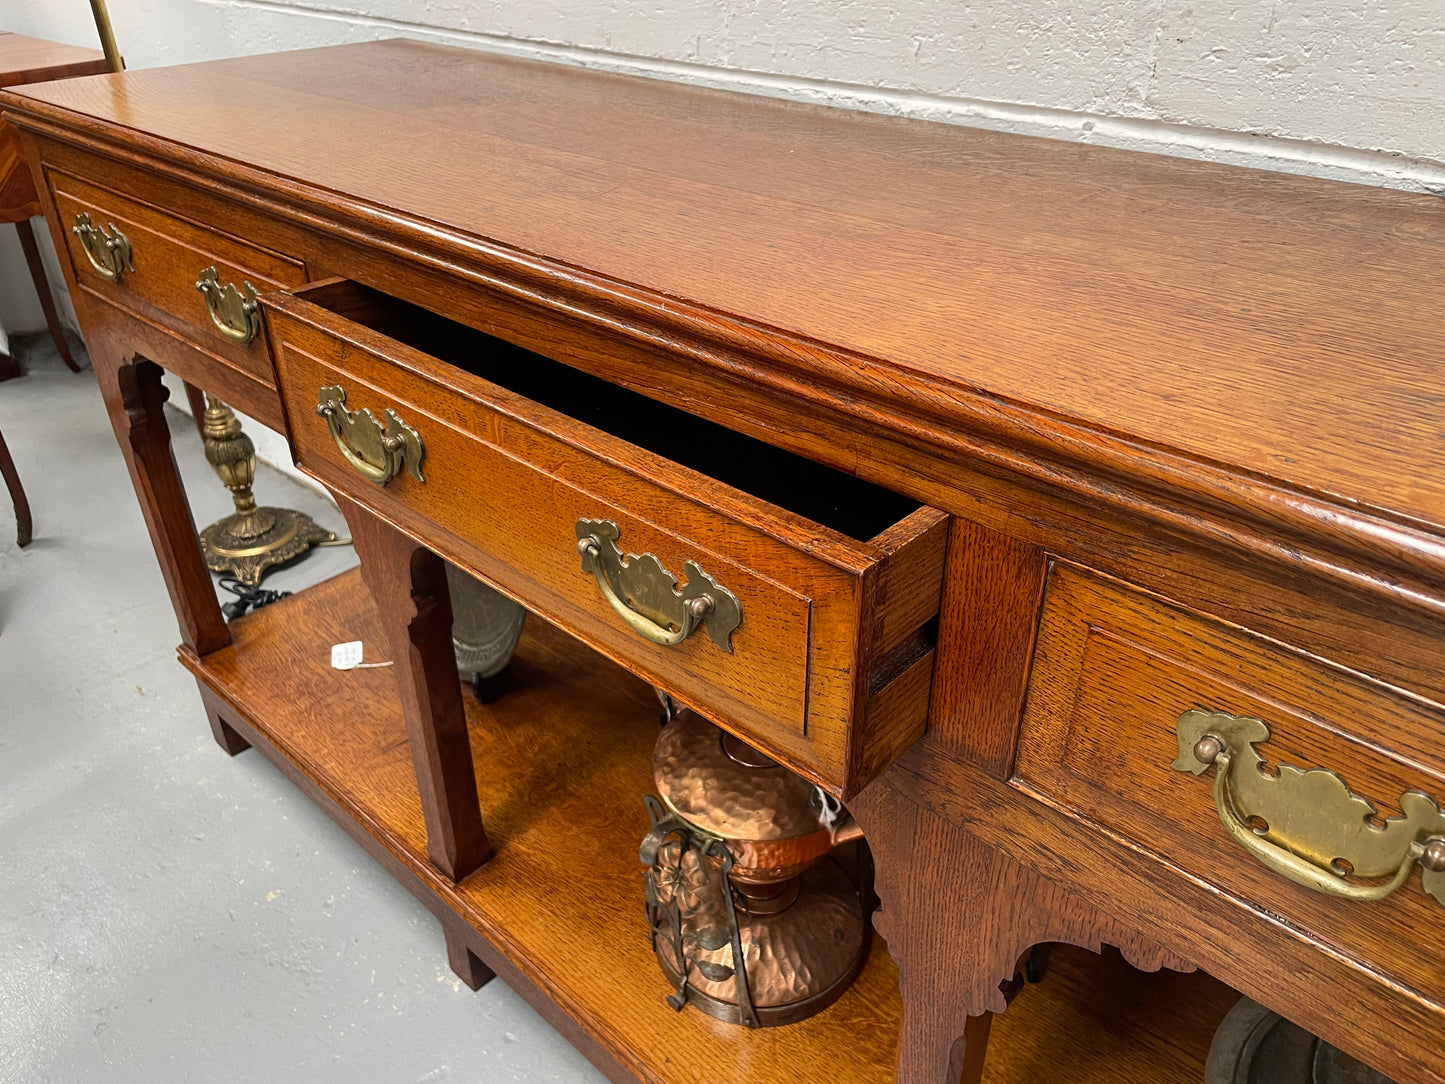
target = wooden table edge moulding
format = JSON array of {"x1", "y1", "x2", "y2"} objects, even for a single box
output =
[{"x1": 5, "y1": 38, "x2": 1445, "y2": 1084}]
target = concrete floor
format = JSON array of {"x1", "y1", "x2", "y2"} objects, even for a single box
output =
[{"x1": 0, "y1": 336, "x2": 609, "y2": 1084}]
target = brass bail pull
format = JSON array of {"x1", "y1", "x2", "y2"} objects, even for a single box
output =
[
  {"x1": 1172, "y1": 710, "x2": 1445, "y2": 907},
  {"x1": 72, "y1": 213, "x2": 133, "y2": 282},
  {"x1": 315, "y1": 385, "x2": 426, "y2": 486},
  {"x1": 575, "y1": 518, "x2": 741, "y2": 653},
  {"x1": 196, "y1": 266, "x2": 262, "y2": 345}
]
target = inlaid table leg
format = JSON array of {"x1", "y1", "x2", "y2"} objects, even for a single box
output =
[
  {"x1": 334, "y1": 492, "x2": 493, "y2": 883},
  {"x1": 16, "y1": 218, "x2": 80, "y2": 373}
]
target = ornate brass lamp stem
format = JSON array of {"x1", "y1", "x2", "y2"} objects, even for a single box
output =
[{"x1": 197, "y1": 396, "x2": 335, "y2": 585}]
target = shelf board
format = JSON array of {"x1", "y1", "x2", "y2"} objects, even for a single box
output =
[
  {"x1": 181, "y1": 568, "x2": 1238, "y2": 1084},
  {"x1": 989, "y1": 945, "x2": 1238, "y2": 1083}
]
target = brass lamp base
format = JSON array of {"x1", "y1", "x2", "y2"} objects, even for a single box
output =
[
  {"x1": 199, "y1": 506, "x2": 335, "y2": 586},
  {"x1": 198, "y1": 394, "x2": 336, "y2": 586}
]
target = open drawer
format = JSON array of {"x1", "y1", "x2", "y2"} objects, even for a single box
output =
[{"x1": 262, "y1": 280, "x2": 948, "y2": 798}]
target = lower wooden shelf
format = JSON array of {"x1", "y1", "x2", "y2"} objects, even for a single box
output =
[{"x1": 180, "y1": 568, "x2": 1239, "y2": 1084}]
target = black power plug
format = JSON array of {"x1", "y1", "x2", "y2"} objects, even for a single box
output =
[{"x1": 218, "y1": 576, "x2": 292, "y2": 621}]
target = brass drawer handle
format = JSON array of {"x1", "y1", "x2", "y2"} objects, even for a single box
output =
[
  {"x1": 196, "y1": 266, "x2": 261, "y2": 345},
  {"x1": 1173, "y1": 710, "x2": 1445, "y2": 906},
  {"x1": 72, "y1": 213, "x2": 133, "y2": 282},
  {"x1": 315, "y1": 385, "x2": 425, "y2": 486},
  {"x1": 575, "y1": 519, "x2": 741, "y2": 652}
]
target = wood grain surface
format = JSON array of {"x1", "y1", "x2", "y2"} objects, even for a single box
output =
[
  {"x1": 1015, "y1": 563, "x2": 1445, "y2": 1014},
  {"x1": 184, "y1": 568, "x2": 1236, "y2": 1084},
  {"x1": 882, "y1": 733, "x2": 1445, "y2": 1084},
  {"x1": 926, "y1": 518, "x2": 1047, "y2": 779},
  {"x1": 0, "y1": 32, "x2": 107, "y2": 89},
  {"x1": 13, "y1": 81, "x2": 1445, "y2": 727},
  {"x1": 985, "y1": 943, "x2": 1239, "y2": 1084},
  {"x1": 11, "y1": 39, "x2": 1442, "y2": 1084},
  {"x1": 338, "y1": 492, "x2": 493, "y2": 881},
  {"x1": 51, "y1": 169, "x2": 307, "y2": 379},
  {"x1": 265, "y1": 281, "x2": 946, "y2": 797},
  {"x1": 8, "y1": 39, "x2": 1445, "y2": 542},
  {"x1": 0, "y1": 32, "x2": 107, "y2": 220},
  {"x1": 92, "y1": 353, "x2": 231, "y2": 657}
]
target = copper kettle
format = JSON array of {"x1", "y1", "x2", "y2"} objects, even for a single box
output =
[{"x1": 639, "y1": 711, "x2": 871, "y2": 1027}]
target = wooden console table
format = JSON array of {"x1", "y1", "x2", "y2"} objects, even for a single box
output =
[{"x1": 5, "y1": 40, "x2": 1444, "y2": 1084}]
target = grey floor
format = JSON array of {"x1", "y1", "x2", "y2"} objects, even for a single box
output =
[{"x1": 0, "y1": 335, "x2": 609, "y2": 1084}]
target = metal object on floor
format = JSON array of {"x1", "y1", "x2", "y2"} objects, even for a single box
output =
[
  {"x1": 445, "y1": 563, "x2": 525, "y2": 695},
  {"x1": 1206, "y1": 997, "x2": 1396, "y2": 1084},
  {"x1": 197, "y1": 396, "x2": 335, "y2": 585},
  {"x1": 640, "y1": 712, "x2": 870, "y2": 1027}
]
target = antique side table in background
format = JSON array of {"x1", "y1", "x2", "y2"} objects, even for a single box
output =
[{"x1": 0, "y1": 31, "x2": 108, "y2": 379}]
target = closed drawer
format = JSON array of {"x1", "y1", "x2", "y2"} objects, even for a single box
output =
[
  {"x1": 50, "y1": 171, "x2": 307, "y2": 382},
  {"x1": 264, "y1": 280, "x2": 948, "y2": 798},
  {"x1": 1016, "y1": 564, "x2": 1445, "y2": 1008}
]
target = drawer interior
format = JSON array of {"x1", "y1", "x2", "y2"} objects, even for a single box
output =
[{"x1": 296, "y1": 281, "x2": 923, "y2": 543}]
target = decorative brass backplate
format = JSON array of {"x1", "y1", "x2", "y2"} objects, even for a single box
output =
[
  {"x1": 315, "y1": 386, "x2": 425, "y2": 486},
  {"x1": 575, "y1": 518, "x2": 742, "y2": 652},
  {"x1": 195, "y1": 266, "x2": 261, "y2": 344},
  {"x1": 1173, "y1": 710, "x2": 1445, "y2": 906},
  {"x1": 72, "y1": 213, "x2": 133, "y2": 282}
]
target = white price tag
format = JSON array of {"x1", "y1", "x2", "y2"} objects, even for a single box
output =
[
  {"x1": 330, "y1": 641, "x2": 393, "y2": 671},
  {"x1": 331, "y1": 641, "x2": 364, "y2": 670}
]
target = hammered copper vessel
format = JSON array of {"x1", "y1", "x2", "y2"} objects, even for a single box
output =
[{"x1": 640, "y1": 711, "x2": 871, "y2": 1027}]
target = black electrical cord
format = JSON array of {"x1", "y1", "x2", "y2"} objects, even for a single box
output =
[{"x1": 218, "y1": 576, "x2": 292, "y2": 621}]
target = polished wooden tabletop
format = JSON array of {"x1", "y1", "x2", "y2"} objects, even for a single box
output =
[
  {"x1": 11, "y1": 38, "x2": 1445, "y2": 533},
  {"x1": 0, "y1": 31, "x2": 106, "y2": 87}
]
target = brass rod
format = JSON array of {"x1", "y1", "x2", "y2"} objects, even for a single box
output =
[{"x1": 88, "y1": 0, "x2": 124, "y2": 73}]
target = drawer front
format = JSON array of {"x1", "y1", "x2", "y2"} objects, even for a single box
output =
[
  {"x1": 50, "y1": 171, "x2": 307, "y2": 381},
  {"x1": 265, "y1": 287, "x2": 946, "y2": 797},
  {"x1": 1016, "y1": 564, "x2": 1445, "y2": 1006}
]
